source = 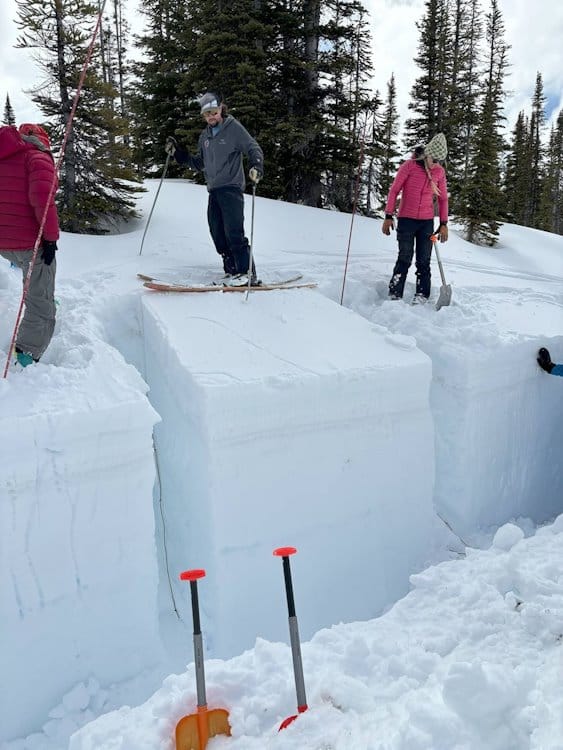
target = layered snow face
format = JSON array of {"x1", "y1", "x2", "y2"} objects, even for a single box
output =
[
  {"x1": 344, "y1": 282, "x2": 563, "y2": 540},
  {"x1": 141, "y1": 288, "x2": 436, "y2": 657},
  {"x1": 0, "y1": 340, "x2": 163, "y2": 742},
  {"x1": 431, "y1": 336, "x2": 563, "y2": 537}
]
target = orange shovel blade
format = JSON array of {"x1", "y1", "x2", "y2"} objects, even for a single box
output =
[{"x1": 175, "y1": 708, "x2": 231, "y2": 750}]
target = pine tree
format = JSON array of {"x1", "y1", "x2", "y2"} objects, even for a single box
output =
[
  {"x1": 15, "y1": 0, "x2": 142, "y2": 233},
  {"x1": 130, "y1": 0, "x2": 196, "y2": 175},
  {"x1": 322, "y1": 0, "x2": 376, "y2": 211},
  {"x1": 460, "y1": 0, "x2": 509, "y2": 246},
  {"x1": 504, "y1": 110, "x2": 531, "y2": 224},
  {"x1": 403, "y1": 0, "x2": 450, "y2": 149},
  {"x1": 528, "y1": 72, "x2": 546, "y2": 227},
  {"x1": 443, "y1": 0, "x2": 482, "y2": 212},
  {"x1": 3, "y1": 94, "x2": 16, "y2": 125},
  {"x1": 538, "y1": 110, "x2": 563, "y2": 234},
  {"x1": 369, "y1": 74, "x2": 399, "y2": 215}
]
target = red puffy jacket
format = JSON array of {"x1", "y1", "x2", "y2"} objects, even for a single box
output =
[{"x1": 0, "y1": 125, "x2": 60, "y2": 251}]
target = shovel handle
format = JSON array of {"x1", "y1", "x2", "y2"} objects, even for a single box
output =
[
  {"x1": 430, "y1": 236, "x2": 448, "y2": 286},
  {"x1": 180, "y1": 569, "x2": 208, "y2": 709},
  {"x1": 273, "y1": 548, "x2": 297, "y2": 616},
  {"x1": 273, "y1": 547, "x2": 308, "y2": 715},
  {"x1": 180, "y1": 570, "x2": 206, "y2": 635}
]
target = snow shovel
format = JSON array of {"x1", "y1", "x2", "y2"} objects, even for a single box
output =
[
  {"x1": 430, "y1": 233, "x2": 452, "y2": 311},
  {"x1": 273, "y1": 547, "x2": 308, "y2": 730},
  {"x1": 175, "y1": 569, "x2": 231, "y2": 750}
]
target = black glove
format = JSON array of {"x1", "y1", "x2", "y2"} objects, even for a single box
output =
[
  {"x1": 42, "y1": 240, "x2": 57, "y2": 266},
  {"x1": 165, "y1": 136, "x2": 177, "y2": 156},
  {"x1": 537, "y1": 347, "x2": 554, "y2": 374}
]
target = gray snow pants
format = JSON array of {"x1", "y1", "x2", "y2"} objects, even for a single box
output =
[{"x1": 1, "y1": 249, "x2": 56, "y2": 361}]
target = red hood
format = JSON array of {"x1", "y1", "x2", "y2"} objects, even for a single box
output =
[
  {"x1": 19, "y1": 123, "x2": 51, "y2": 150},
  {"x1": 0, "y1": 126, "x2": 28, "y2": 161}
]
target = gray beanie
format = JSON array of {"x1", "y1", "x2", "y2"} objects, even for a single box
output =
[
  {"x1": 424, "y1": 132, "x2": 448, "y2": 161},
  {"x1": 199, "y1": 92, "x2": 221, "y2": 113}
]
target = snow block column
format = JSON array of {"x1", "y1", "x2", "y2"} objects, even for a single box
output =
[
  {"x1": 0, "y1": 351, "x2": 162, "y2": 742},
  {"x1": 142, "y1": 289, "x2": 436, "y2": 657},
  {"x1": 432, "y1": 338, "x2": 563, "y2": 538}
]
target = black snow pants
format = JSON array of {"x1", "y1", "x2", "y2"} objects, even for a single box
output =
[
  {"x1": 388, "y1": 217, "x2": 434, "y2": 299},
  {"x1": 207, "y1": 186, "x2": 253, "y2": 275}
]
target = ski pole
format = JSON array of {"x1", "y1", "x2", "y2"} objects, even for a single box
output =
[
  {"x1": 245, "y1": 183, "x2": 257, "y2": 300},
  {"x1": 139, "y1": 153, "x2": 171, "y2": 256},
  {"x1": 340, "y1": 117, "x2": 368, "y2": 306},
  {"x1": 273, "y1": 546, "x2": 308, "y2": 730}
]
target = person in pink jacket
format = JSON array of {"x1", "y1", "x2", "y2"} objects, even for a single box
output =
[
  {"x1": 382, "y1": 133, "x2": 449, "y2": 302},
  {"x1": 0, "y1": 123, "x2": 60, "y2": 366}
]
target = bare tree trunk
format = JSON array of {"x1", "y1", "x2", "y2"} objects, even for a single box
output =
[{"x1": 55, "y1": 0, "x2": 77, "y2": 229}]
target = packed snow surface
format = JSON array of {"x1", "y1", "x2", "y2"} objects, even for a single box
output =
[{"x1": 1, "y1": 180, "x2": 562, "y2": 749}]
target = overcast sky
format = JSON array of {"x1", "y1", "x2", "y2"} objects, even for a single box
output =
[{"x1": 1, "y1": 0, "x2": 562, "y2": 142}]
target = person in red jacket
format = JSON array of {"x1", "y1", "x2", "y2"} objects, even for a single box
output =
[
  {"x1": 382, "y1": 133, "x2": 449, "y2": 302},
  {"x1": 0, "y1": 123, "x2": 60, "y2": 366}
]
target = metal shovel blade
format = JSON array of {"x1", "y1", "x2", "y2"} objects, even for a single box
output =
[
  {"x1": 175, "y1": 708, "x2": 231, "y2": 750},
  {"x1": 435, "y1": 283, "x2": 452, "y2": 311}
]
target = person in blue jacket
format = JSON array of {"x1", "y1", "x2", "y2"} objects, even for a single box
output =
[
  {"x1": 165, "y1": 92, "x2": 264, "y2": 286},
  {"x1": 537, "y1": 348, "x2": 563, "y2": 377}
]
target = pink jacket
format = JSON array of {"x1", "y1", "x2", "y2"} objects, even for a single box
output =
[
  {"x1": 385, "y1": 159, "x2": 448, "y2": 223},
  {"x1": 0, "y1": 126, "x2": 60, "y2": 251}
]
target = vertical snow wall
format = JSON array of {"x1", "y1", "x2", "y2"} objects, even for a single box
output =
[
  {"x1": 141, "y1": 288, "x2": 437, "y2": 657},
  {"x1": 0, "y1": 350, "x2": 162, "y2": 741}
]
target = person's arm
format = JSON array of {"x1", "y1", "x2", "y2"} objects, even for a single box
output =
[
  {"x1": 384, "y1": 161, "x2": 410, "y2": 217},
  {"x1": 175, "y1": 146, "x2": 204, "y2": 171},
  {"x1": 551, "y1": 364, "x2": 563, "y2": 377},
  {"x1": 165, "y1": 135, "x2": 204, "y2": 171},
  {"x1": 236, "y1": 122, "x2": 264, "y2": 178},
  {"x1": 437, "y1": 169, "x2": 449, "y2": 224},
  {"x1": 436, "y1": 168, "x2": 449, "y2": 241},
  {"x1": 27, "y1": 150, "x2": 59, "y2": 241}
]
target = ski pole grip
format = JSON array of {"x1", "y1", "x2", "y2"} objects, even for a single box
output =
[{"x1": 274, "y1": 547, "x2": 297, "y2": 618}]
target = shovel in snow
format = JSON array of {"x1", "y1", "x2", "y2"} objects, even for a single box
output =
[
  {"x1": 431, "y1": 234, "x2": 452, "y2": 311},
  {"x1": 175, "y1": 569, "x2": 231, "y2": 750},
  {"x1": 273, "y1": 546, "x2": 308, "y2": 730}
]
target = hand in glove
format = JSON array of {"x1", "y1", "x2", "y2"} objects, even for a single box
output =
[
  {"x1": 382, "y1": 218, "x2": 394, "y2": 236},
  {"x1": 165, "y1": 136, "x2": 177, "y2": 156},
  {"x1": 537, "y1": 347, "x2": 555, "y2": 374},
  {"x1": 249, "y1": 167, "x2": 262, "y2": 184},
  {"x1": 41, "y1": 240, "x2": 57, "y2": 266},
  {"x1": 438, "y1": 224, "x2": 449, "y2": 242}
]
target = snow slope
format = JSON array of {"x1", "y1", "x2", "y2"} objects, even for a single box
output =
[{"x1": 1, "y1": 179, "x2": 562, "y2": 748}]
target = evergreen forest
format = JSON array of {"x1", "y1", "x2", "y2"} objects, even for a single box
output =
[{"x1": 3, "y1": 0, "x2": 562, "y2": 244}]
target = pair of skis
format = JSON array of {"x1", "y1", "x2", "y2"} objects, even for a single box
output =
[{"x1": 138, "y1": 273, "x2": 316, "y2": 294}]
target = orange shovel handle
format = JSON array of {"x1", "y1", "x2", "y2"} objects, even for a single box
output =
[{"x1": 197, "y1": 706, "x2": 209, "y2": 748}]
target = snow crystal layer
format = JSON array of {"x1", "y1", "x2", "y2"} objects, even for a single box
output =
[{"x1": 141, "y1": 287, "x2": 436, "y2": 657}]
